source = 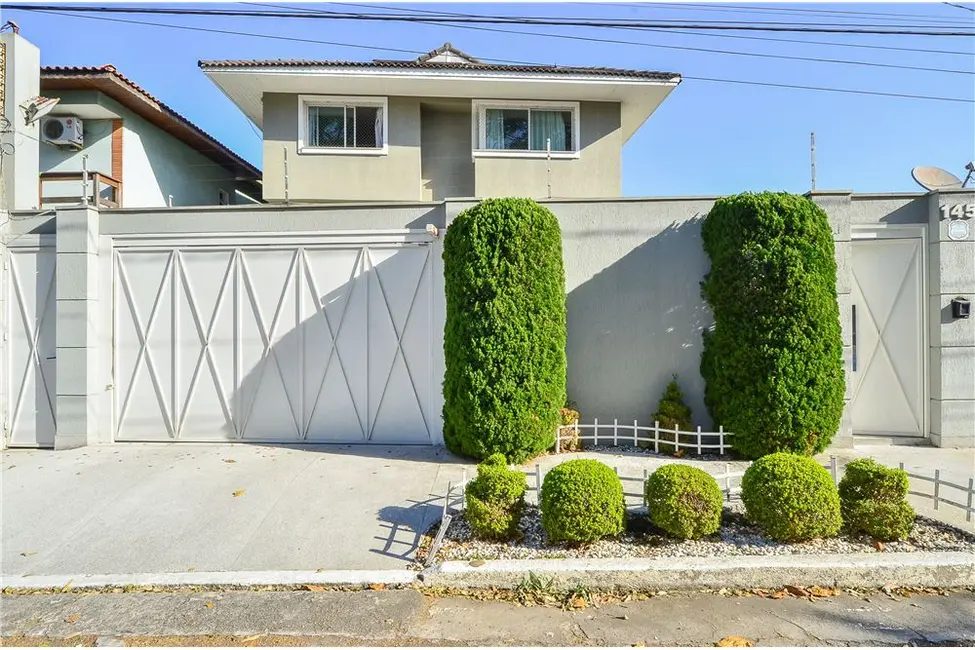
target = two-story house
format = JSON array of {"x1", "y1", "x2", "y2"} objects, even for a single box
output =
[
  {"x1": 200, "y1": 44, "x2": 681, "y2": 202},
  {"x1": 1, "y1": 30, "x2": 261, "y2": 212}
]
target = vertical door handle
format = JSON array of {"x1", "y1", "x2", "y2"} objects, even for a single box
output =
[{"x1": 851, "y1": 304, "x2": 857, "y2": 372}]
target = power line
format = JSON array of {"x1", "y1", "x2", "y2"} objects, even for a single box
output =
[
  {"x1": 6, "y1": 5, "x2": 975, "y2": 35},
  {"x1": 597, "y1": 2, "x2": 972, "y2": 25},
  {"x1": 944, "y1": 2, "x2": 975, "y2": 13},
  {"x1": 33, "y1": 8, "x2": 975, "y2": 105},
  {"x1": 313, "y1": 1, "x2": 975, "y2": 58},
  {"x1": 283, "y1": 2, "x2": 974, "y2": 76}
]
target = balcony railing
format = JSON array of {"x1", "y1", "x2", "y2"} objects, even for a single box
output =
[{"x1": 40, "y1": 172, "x2": 121, "y2": 209}]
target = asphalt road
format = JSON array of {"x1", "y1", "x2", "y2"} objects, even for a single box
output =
[{"x1": 2, "y1": 588, "x2": 974, "y2": 647}]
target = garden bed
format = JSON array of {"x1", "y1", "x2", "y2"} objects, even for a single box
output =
[{"x1": 416, "y1": 503, "x2": 975, "y2": 566}]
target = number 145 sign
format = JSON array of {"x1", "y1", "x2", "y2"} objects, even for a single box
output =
[{"x1": 940, "y1": 203, "x2": 975, "y2": 219}]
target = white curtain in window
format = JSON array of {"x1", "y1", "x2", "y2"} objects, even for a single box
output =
[
  {"x1": 530, "y1": 110, "x2": 567, "y2": 151},
  {"x1": 375, "y1": 108, "x2": 383, "y2": 147},
  {"x1": 485, "y1": 109, "x2": 505, "y2": 149}
]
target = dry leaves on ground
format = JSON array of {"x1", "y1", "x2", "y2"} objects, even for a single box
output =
[
  {"x1": 369, "y1": 584, "x2": 387, "y2": 591},
  {"x1": 716, "y1": 635, "x2": 754, "y2": 647},
  {"x1": 303, "y1": 585, "x2": 325, "y2": 592},
  {"x1": 64, "y1": 615, "x2": 80, "y2": 624},
  {"x1": 204, "y1": 602, "x2": 214, "y2": 609},
  {"x1": 232, "y1": 490, "x2": 245, "y2": 498},
  {"x1": 223, "y1": 459, "x2": 236, "y2": 464}
]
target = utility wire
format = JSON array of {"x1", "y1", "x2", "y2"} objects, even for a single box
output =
[
  {"x1": 944, "y1": 2, "x2": 975, "y2": 13},
  {"x1": 280, "y1": 2, "x2": 975, "y2": 76},
  {"x1": 601, "y1": 2, "x2": 972, "y2": 25},
  {"x1": 32, "y1": 8, "x2": 975, "y2": 104},
  {"x1": 313, "y1": 1, "x2": 974, "y2": 57},
  {"x1": 6, "y1": 5, "x2": 975, "y2": 35}
]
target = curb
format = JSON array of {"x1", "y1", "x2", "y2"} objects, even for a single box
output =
[
  {"x1": 1, "y1": 569, "x2": 418, "y2": 591},
  {"x1": 418, "y1": 552, "x2": 975, "y2": 591}
]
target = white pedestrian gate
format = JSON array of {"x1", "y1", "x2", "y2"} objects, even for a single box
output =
[
  {"x1": 3, "y1": 238, "x2": 57, "y2": 448},
  {"x1": 850, "y1": 231, "x2": 925, "y2": 437},
  {"x1": 111, "y1": 233, "x2": 437, "y2": 443}
]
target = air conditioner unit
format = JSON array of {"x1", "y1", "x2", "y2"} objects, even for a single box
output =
[{"x1": 41, "y1": 116, "x2": 83, "y2": 149}]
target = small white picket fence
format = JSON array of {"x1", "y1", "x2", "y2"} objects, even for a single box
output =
[
  {"x1": 426, "y1": 456, "x2": 975, "y2": 564},
  {"x1": 555, "y1": 419, "x2": 732, "y2": 455}
]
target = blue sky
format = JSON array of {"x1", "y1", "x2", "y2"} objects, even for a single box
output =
[{"x1": 4, "y1": 2, "x2": 973, "y2": 196}]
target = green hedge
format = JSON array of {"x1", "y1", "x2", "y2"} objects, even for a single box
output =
[
  {"x1": 741, "y1": 452, "x2": 842, "y2": 542},
  {"x1": 700, "y1": 192, "x2": 845, "y2": 459},
  {"x1": 839, "y1": 458, "x2": 915, "y2": 541},
  {"x1": 465, "y1": 453, "x2": 528, "y2": 540},
  {"x1": 540, "y1": 459, "x2": 625, "y2": 543},
  {"x1": 645, "y1": 464, "x2": 723, "y2": 539},
  {"x1": 442, "y1": 198, "x2": 567, "y2": 463}
]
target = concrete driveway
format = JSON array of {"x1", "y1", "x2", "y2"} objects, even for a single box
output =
[{"x1": 1, "y1": 444, "x2": 472, "y2": 578}]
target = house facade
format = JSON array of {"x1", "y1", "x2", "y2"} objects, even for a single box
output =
[
  {"x1": 1, "y1": 31, "x2": 261, "y2": 212},
  {"x1": 200, "y1": 44, "x2": 680, "y2": 202},
  {"x1": 2, "y1": 38, "x2": 971, "y2": 453}
]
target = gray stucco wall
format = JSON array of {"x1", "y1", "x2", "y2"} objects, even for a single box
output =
[
  {"x1": 262, "y1": 94, "x2": 423, "y2": 203},
  {"x1": 473, "y1": 102, "x2": 622, "y2": 199},
  {"x1": 926, "y1": 190, "x2": 975, "y2": 447},
  {"x1": 420, "y1": 107, "x2": 474, "y2": 200}
]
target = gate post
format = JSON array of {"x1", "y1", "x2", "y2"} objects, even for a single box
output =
[
  {"x1": 54, "y1": 205, "x2": 100, "y2": 450},
  {"x1": 806, "y1": 190, "x2": 854, "y2": 448},
  {"x1": 927, "y1": 189, "x2": 975, "y2": 448}
]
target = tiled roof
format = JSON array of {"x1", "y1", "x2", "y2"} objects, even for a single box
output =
[
  {"x1": 41, "y1": 65, "x2": 260, "y2": 180},
  {"x1": 198, "y1": 44, "x2": 680, "y2": 81}
]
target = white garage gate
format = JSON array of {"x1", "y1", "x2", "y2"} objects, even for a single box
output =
[
  {"x1": 111, "y1": 231, "x2": 437, "y2": 444},
  {"x1": 2, "y1": 237, "x2": 57, "y2": 448}
]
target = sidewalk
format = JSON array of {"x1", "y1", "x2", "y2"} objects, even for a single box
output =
[
  {"x1": 2, "y1": 588, "x2": 974, "y2": 646},
  {"x1": 1, "y1": 444, "x2": 472, "y2": 577}
]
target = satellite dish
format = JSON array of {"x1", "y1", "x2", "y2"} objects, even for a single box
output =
[{"x1": 912, "y1": 166, "x2": 963, "y2": 191}]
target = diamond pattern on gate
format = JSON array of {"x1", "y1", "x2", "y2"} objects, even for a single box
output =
[
  {"x1": 301, "y1": 247, "x2": 367, "y2": 440},
  {"x1": 114, "y1": 243, "x2": 433, "y2": 442},
  {"x1": 174, "y1": 250, "x2": 237, "y2": 438},
  {"x1": 115, "y1": 251, "x2": 177, "y2": 438},
  {"x1": 8, "y1": 252, "x2": 57, "y2": 443},
  {"x1": 364, "y1": 245, "x2": 432, "y2": 441}
]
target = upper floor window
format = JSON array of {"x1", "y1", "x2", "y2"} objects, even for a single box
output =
[
  {"x1": 298, "y1": 95, "x2": 388, "y2": 155},
  {"x1": 473, "y1": 101, "x2": 580, "y2": 158}
]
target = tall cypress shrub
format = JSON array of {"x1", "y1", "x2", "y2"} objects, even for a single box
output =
[
  {"x1": 442, "y1": 198, "x2": 567, "y2": 462},
  {"x1": 700, "y1": 192, "x2": 845, "y2": 459}
]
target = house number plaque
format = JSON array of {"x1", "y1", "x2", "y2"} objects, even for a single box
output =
[{"x1": 948, "y1": 219, "x2": 970, "y2": 241}]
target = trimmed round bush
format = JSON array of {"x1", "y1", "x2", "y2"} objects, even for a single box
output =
[
  {"x1": 741, "y1": 453, "x2": 842, "y2": 542},
  {"x1": 844, "y1": 499, "x2": 915, "y2": 541},
  {"x1": 540, "y1": 459, "x2": 625, "y2": 543},
  {"x1": 465, "y1": 453, "x2": 528, "y2": 540},
  {"x1": 442, "y1": 198, "x2": 567, "y2": 463},
  {"x1": 700, "y1": 192, "x2": 845, "y2": 459},
  {"x1": 839, "y1": 458, "x2": 909, "y2": 504},
  {"x1": 645, "y1": 464, "x2": 723, "y2": 540},
  {"x1": 839, "y1": 458, "x2": 914, "y2": 541}
]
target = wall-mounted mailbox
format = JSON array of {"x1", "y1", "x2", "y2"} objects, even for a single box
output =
[{"x1": 952, "y1": 297, "x2": 971, "y2": 319}]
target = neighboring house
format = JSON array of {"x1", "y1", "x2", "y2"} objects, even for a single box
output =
[
  {"x1": 1, "y1": 31, "x2": 261, "y2": 212},
  {"x1": 200, "y1": 43, "x2": 681, "y2": 203}
]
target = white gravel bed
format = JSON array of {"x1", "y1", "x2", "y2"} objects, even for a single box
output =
[{"x1": 425, "y1": 504, "x2": 975, "y2": 563}]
